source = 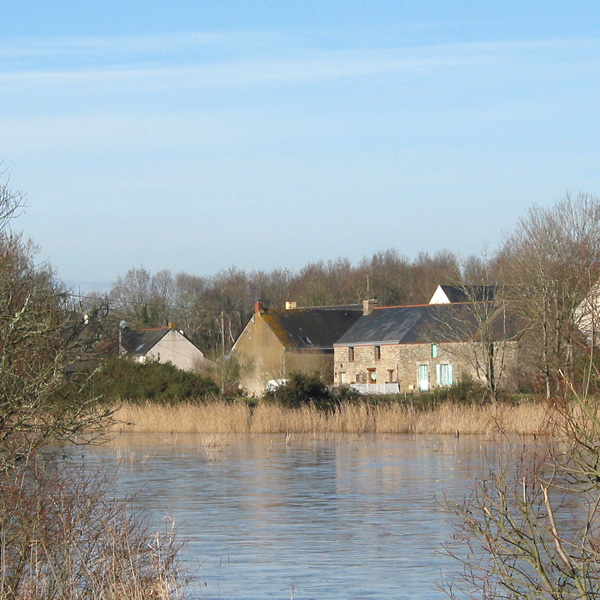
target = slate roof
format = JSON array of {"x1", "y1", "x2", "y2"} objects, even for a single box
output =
[
  {"x1": 261, "y1": 306, "x2": 363, "y2": 350},
  {"x1": 336, "y1": 302, "x2": 520, "y2": 346},
  {"x1": 120, "y1": 327, "x2": 171, "y2": 356}
]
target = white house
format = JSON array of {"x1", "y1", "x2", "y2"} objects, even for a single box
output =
[{"x1": 120, "y1": 323, "x2": 209, "y2": 372}]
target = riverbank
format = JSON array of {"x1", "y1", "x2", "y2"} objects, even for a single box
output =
[{"x1": 107, "y1": 399, "x2": 554, "y2": 435}]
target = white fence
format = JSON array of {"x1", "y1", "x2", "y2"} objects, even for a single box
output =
[{"x1": 349, "y1": 383, "x2": 400, "y2": 395}]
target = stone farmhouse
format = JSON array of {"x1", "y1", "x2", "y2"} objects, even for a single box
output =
[
  {"x1": 232, "y1": 302, "x2": 363, "y2": 395},
  {"x1": 334, "y1": 291, "x2": 521, "y2": 394},
  {"x1": 119, "y1": 323, "x2": 210, "y2": 372}
]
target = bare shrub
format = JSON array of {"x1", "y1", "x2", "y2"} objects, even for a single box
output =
[
  {"x1": 442, "y1": 395, "x2": 600, "y2": 599},
  {"x1": 0, "y1": 461, "x2": 189, "y2": 600},
  {"x1": 0, "y1": 174, "x2": 189, "y2": 599}
]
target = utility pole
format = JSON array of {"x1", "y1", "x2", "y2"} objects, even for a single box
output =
[
  {"x1": 220, "y1": 311, "x2": 225, "y2": 356},
  {"x1": 118, "y1": 320, "x2": 127, "y2": 358}
]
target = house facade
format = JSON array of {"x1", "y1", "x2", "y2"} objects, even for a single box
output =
[
  {"x1": 334, "y1": 302, "x2": 519, "y2": 394},
  {"x1": 232, "y1": 302, "x2": 363, "y2": 395},
  {"x1": 576, "y1": 283, "x2": 600, "y2": 345},
  {"x1": 120, "y1": 323, "x2": 209, "y2": 372}
]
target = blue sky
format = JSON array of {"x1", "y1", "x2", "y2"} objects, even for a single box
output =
[{"x1": 2, "y1": 2, "x2": 600, "y2": 290}]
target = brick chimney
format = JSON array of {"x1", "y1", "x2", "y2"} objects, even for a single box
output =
[
  {"x1": 254, "y1": 301, "x2": 264, "y2": 314},
  {"x1": 362, "y1": 299, "x2": 379, "y2": 315}
]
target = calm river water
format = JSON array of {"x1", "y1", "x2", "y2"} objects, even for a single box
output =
[{"x1": 79, "y1": 432, "x2": 517, "y2": 600}]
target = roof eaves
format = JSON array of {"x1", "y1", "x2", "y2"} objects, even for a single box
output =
[{"x1": 335, "y1": 340, "x2": 401, "y2": 347}]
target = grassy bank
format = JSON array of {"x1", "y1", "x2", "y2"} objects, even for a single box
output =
[{"x1": 107, "y1": 399, "x2": 554, "y2": 436}]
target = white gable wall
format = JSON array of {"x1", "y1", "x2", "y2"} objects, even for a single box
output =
[
  {"x1": 429, "y1": 285, "x2": 451, "y2": 304},
  {"x1": 144, "y1": 329, "x2": 206, "y2": 372}
]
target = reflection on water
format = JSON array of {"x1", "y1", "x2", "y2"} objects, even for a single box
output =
[{"x1": 78, "y1": 433, "x2": 520, "y2": 600}]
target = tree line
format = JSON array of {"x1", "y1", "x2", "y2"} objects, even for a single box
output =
[
  {"x1": 104, "y1": 249, "x2": 468, "y2": 354},
  {"x1": 100, "y1": 192, "x2": 600, "y2": 400}
]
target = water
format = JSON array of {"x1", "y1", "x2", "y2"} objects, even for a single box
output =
[{"x1": 79, "y1": 433, "x2": 511, "y2": 600}]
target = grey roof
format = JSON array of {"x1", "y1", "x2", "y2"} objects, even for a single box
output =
[
  {"x1": 261, "y1": 306, "x2": 362, "y2": 350},
  {"x1": 336, "y1": 302, "x2": 519, "y2": 346},
  {"x1": 121, "y1": 327, "x2": 171, "y2": 356}
]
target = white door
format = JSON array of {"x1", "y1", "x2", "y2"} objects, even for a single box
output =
[{"x1": 418, "y1": 365, "x2": 429, "y2": 391}]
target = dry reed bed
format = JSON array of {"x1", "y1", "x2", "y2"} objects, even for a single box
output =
[{"x1": 109, "y1": 400, "x2": 553, "y2": 436}]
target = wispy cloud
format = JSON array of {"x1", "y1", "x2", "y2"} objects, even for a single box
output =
[
  {"x1": 4, "y1": 26, "x2": 600, "y2": 284},
  {"x1": 0, "y1": 31, "x2": 287, "y2": 69},
  {"x1": 0, "y1": 53, "x2": 489, "y2": 91},
  {"x1": 1, "y1": 33, "x2": 597, "y2": 96}
]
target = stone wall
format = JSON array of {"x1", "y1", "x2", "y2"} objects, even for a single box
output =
[
  {"x1": 284, "y1": 350, "x2": 334, "y2": 383},
  {"x1": 233, "y1": 313, "x2": 336, "y2": 396},
  {"x1": 232, "y1": 313, "x2": 284, "y2": 395},
  {"x1": 334, "y1": 341, "x2": 518, "y2": 393}
]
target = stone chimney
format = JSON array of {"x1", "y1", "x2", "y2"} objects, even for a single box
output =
[
  {"x1": 254, "y1": 301, "x2": 264, "y2": 314},
  {"x1": 362, "y1": 299, "x2": 379, "y2": 315},
  {"x1": 168, "y1": 322, "x2": 176, "y2": 330}
]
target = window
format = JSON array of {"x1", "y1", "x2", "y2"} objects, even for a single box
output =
[
  {"x1": 348, "y1": 347, "x2": 355, "y2": 362},
  {"x1": 339, "y1": 372, "x2": 346, "y2": 384},
  {"x1": 431, "y1": 344, "x2": 438, "y2": 358},
  {"x1": 387, "y1": 369, "x2": 395, "y2": 383},
  {"x1": 418, "y1": 365, "x2": 429, "y2": 391},
  {"x1": 374, "y1": 345, "x2": 381, "y2": 361},
  {"x1": 367, "y1": 368, "x2": 377, "y2": 383},
  {"x1": 436, "y1": 363, "x2": 454, "y2": 387}
]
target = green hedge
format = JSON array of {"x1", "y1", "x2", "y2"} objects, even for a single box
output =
[
  {"x1": 264, "y1": 372, "x2": 341, "y2": 411},
  {"x1": 91, "y1": 357, "x2": 219, "y2": 403}
]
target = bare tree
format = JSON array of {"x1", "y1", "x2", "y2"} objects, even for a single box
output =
[
  {"x1": 498, "y1": 193, "x2": 600, "y2": 399},
  {"x1": 110, "y1": 267, "x2": 177, "y2": 328},
  {"x1": 358, "y1": 249, "x2": 412, "y2": 306},
  {"x1": 460, "y1": 293, "x2": 514, "y2": 401},
  {"x1": 149, "y1": 268, "x2": 175, "y2": 325},
  {"x1": 250, "y1": 267, "x2": 290, "y2": 308},
  {"x1": 0, "y1": 231, "x2": 113, "y2": 468},
  {"x1": 0, "y1": 169, "x2": 24, "y2": 229},
  {"x1": 442, "y1": 395, "x2": 600, "y2": 599},
  {"x1": 0, "y1": 173, "x2": 189, "y2": 598},
  {"x1": 449, "y1": 257, "x2": 525, "y2": 401},
  {"x1": 292, "y1": 260, "x2": 335, "y2": 306},
  {"x1": 0, "y1": 174, "x2": 117, "y2": 463},
  {"x1": 110, "y1": 265, "x2": 154, "y2": 326},
  {"x1": 171, "y1": 271, "x2": 209, "y2": 340},
  {"x1": 410, "y1": 249, "x2": 462, "y2": 304}
]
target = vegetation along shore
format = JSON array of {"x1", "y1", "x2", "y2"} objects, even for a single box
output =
[
  {"x1": 108, "y1": 397, "x2": 552, "y2": 436},
  {"x1": 3, "y1": 169, "x2": 600, "y2": 599}
]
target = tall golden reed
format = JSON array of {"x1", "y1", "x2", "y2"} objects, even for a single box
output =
[{"x1": 109, "y1": 400, "x2": 552, "y2": 436}]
